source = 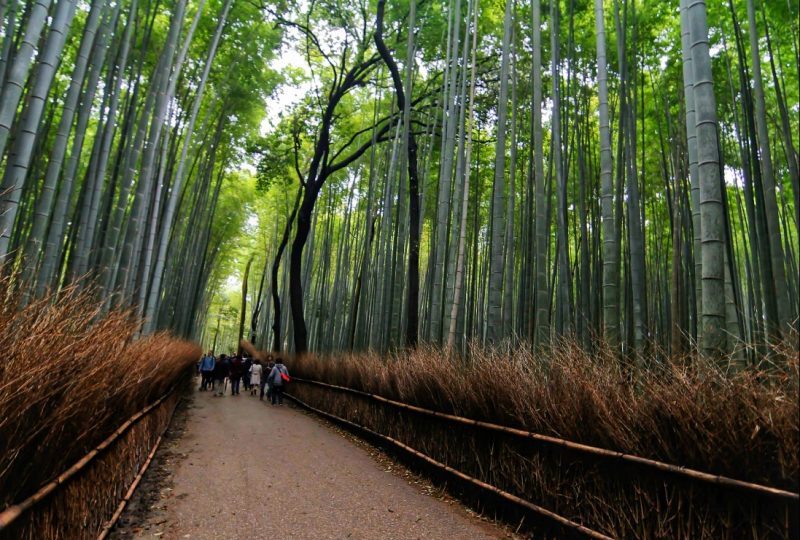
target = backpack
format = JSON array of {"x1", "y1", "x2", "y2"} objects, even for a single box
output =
[{"x1": 275, "y1": 365, "x2": 290, "y2": 385}]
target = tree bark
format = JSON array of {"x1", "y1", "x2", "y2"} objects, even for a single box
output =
[
  {"x1": 487, "y1": 0, "x2": 513, "y2": 344},
  {"x1": 745, "y1": 0, "x2": 794, "y2": 332},
  {"x1": 680, "y1": 0, "x2": 702, "y2": 346},
  {"x1": 374, "y1": 0, "x2": 420, "y2": 348},
  {"x1": 0, "y1": 0, "x2": 52, "y2": 163},
  {"x1": 272, "y1": 185, "x2": 302, "y2": 351},
  {"x1": 594, "y1": 0, "x2": 619, "y2": 349},
  {"x1": 0, "y1": 0, "x2": 77, "y2": 258},
  {"x1": 532, "y1": 0, "x2": 549, "y2": 346},
  {"x1": 447, "y1": 0, "x2": 480, "y2": 352},
  {"x1": 142, "y1": 0, "x2": 228, "y2": 334},
  {"x1": 687, "y1": 0, "x2": 726, "y2": 356},
  {"x1": 238, "y1": 256, "x2": 253, "y2": 355}
]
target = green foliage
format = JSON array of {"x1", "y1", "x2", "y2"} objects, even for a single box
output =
[{"x1": 32, "y1": 0, "x2": 784, "y2": 354}]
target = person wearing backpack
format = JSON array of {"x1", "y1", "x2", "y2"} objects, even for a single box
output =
[
  {"x1": 260, "y1": 356, "x2": 274, "y2": 401},
  {"x1": 268, "y1": 358, "x2": 289, "y2": 406}
]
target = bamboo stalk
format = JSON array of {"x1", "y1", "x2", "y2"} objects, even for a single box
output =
[
  {"x1": 292, "y1": 377, "x2": 799, "y2": 501},
  {"x1": 285, "y1": 391, "x2": 614, "y2": 540}
]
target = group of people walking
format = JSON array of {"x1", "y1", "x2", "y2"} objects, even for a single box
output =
[{"x1": 198, "y1": 351, "x2": 290, "y2": 405}]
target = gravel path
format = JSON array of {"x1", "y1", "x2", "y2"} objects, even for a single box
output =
[{"x1": 116, "y1": 381, "x2": 510, "y2": 539}]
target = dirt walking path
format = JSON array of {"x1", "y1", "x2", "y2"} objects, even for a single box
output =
[{"x1": 111, "y1": 380, "x2": 511, "y2": 540}]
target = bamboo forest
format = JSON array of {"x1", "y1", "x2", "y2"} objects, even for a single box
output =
[
  {"x1": 0, "y1": 0, "x2": 798, "y2": 536},
  {"x1": 0, "y1": 0, "x2": 796, "y2": 359}
]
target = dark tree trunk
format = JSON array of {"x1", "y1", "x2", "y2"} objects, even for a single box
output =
[
  {"x1": 374, "y1": 0, "x2": 420, "y2": 348},
  {"x1": 238, "y1": 256, "x2": 253, "y2": 355},
  {"x1": 271, "y1": 185, "x2": 302, "y2": 351},
  {"x1": 290, "y1": 192, "x2": 319, "y2": 354}
]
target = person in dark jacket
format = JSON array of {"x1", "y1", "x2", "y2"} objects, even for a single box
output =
[
  {"x1": 213, "y1": 354, "x2": 230, "y2": 397},
  {"x1": 267, "y1": 358, "x2": 289, "y2": 405},
  {"x1": 242, "y1": 355, "x2": 253, "y2": 391},
  {"x1": 260, "y1": 355, "x2": 274, "y2": 401},
  {"x1": 229, "y1": 355, "x2": 244, "y2": 395}
]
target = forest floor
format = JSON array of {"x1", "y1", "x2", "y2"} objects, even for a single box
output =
[{"x1": 109, "y1": 379, "x2": 515, "y2": 540}]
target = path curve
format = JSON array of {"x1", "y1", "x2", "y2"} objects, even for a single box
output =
[{"x1": 117, "y1": 380, "x2": 510, "y2": 539}]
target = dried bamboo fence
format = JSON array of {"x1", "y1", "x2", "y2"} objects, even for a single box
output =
[
  {"x1": 287, "y1": 377, "x2": 799, "y2": 539},
  {"x1": 0, "y1": 383, "x2": 183, "y2": 540}
]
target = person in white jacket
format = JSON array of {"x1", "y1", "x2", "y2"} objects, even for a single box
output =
[{"x1": 248, "y1": 361, "x2": 263, "y2": 396}]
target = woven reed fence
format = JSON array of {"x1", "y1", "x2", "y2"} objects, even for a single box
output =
[
  {"x1": 287, "y1": 378, "x2": 799, "y2": 539},
  {"x1": 0, "y1": 385, "x2": 182, "y2": 540}
]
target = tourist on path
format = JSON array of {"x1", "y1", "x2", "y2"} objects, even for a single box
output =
[
  {"x1": 242, "y1": 355, "x2": 253, "y2": 391},
  {"x1": 260, "y1": 355, "x2": 274, "y2": 401},
  {"x1": 229, "y1": 354, "x2": 244, "y2": 395},
  {"x1": 213, "y1": 354, "x2": 230, "y2": 396},
  {"x1": 198, "y1": 351, "x2": 215, "y2": 391},
  {"x1": 268, "y1": 358, "x2": 289, "y2": 406},
  {"x1": 249, "y1": 360, "x2": 262, "y2": 396}
]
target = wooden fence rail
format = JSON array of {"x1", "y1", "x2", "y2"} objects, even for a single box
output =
[
  {"x1": 285, "y1": 390, "x2": 614, "y2": 539},
  {"x1": 288, "y1": 376, "x2": 798, "y2": 538},
  {"x1": 0, "y1": 384, "x2": 182, "y2": 539},
  {"x1": 290, "y1": 377, "x2": 798, "y2": 501}
]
